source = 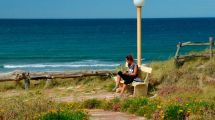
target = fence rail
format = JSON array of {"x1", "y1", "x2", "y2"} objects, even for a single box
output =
[
  {"x1": 0, "y1": 70, "x2": 116, "y2": 90},
  {"x1": 174, "y1": 37, "x2": 214, "y2": 67}
]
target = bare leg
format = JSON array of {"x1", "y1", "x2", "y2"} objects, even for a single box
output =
[
  {"x1": 113, "y1": 75, "x2": 121, "y2": 91},
  {"x1": 116, "y1": 75, "x2": 121, "y2": 87},
  {"x1": 120, "y1": 84, "x2": 127, "y2": 96}
]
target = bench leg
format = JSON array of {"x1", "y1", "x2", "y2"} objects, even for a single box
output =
[{"x1": 133, "y1": 84, "x2": 148, "y2": 97}]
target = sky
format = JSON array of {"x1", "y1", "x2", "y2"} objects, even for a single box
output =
[{"x1": 0, "y1": 0, "x2": 215, "y2": 19}]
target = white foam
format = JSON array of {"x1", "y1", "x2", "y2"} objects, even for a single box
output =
[{"x1": 3, "y1": 62, "x2": 120, "y2": 69}]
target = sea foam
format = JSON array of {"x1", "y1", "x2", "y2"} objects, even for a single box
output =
[{"x1": 3, "y1": 61, "x2": 120, "y2": 69}]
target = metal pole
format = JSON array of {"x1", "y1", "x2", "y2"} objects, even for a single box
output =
[{"x1": 137, "y1": 6, "x2": 142, "y2": 66}]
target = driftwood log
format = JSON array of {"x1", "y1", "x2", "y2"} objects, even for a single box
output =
[{"x1": 0, "y1": 70, "x2": 116, "y2": 90}]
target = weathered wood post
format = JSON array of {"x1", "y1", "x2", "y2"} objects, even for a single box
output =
[
  {"x1": 23, "y1": 72, "x2": 30, "y2": 90},
  {"x1": 209, "y1": 37, "x2": 214, "y2": 59},
  {"x1": 174, "y1": 42, "x2": 182, "y2": 67},
  {"x1": 175, "y1": 42, "x2": 182, "y2": 59},
  {"x1": 44, "y1": 75, "x2": 53, "y2": 88}
]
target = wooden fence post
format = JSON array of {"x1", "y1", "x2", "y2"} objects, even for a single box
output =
[
  {"x1": 23, "y1": 73, "x2": 30, "y2": 90},
  {"x1": 174, "y1": 42, "x2": 182, "y2": 68},
  {"x1": 209, "y1": 37, "x2": 214, "y2": 59},
  {"x1": 44, "y1": 75, "x2": 53, "y2": 88},
  {"x1": 175, "y1": 42, "x2": 182, "y2": 59}
]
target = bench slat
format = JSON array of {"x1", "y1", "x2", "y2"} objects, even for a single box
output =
[
  {"x1": 140, "y1": 66, "x2": 152, "y2": 73},
  {"x1": 132, "y1": 82, "x2": 146, "y2": 86}
]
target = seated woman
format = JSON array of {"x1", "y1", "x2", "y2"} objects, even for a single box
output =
[{"x1": 113, "y1": 55, "x2": 138, "y2": 96}]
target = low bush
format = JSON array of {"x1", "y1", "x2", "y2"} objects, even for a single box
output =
[
  {"x1": 77, "y1": 97, "x2": 215, "y2": 120},
  {"x1": 164, "y1": 104, "x2": 186, "y2": 120},
  {"x1": 102, "y1": 97, "x2": 121, "y2": 111},
  {"x1": 122, "y1": 97, "x2": 149, "y2": 113},
  {"x1": 0, "y1": 93, "x2": 89, "y2": 120},
  {"x1": 82, "y1": 99, "x2": 102, "y2": 109},
  {"x1": 37, "y1": 110, "x2": 88, "y2": 120}
]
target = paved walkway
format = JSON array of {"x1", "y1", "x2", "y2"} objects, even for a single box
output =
[{"x1": 89, "y1": 109, "x2": 146, "y2": 120}]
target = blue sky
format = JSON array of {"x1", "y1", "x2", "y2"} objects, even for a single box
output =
[{"x1": 0, "y1": 0, "x2": 215, "y2": 18}]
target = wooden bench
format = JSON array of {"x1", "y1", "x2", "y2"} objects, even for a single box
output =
[
  {"x1": 132, "y1": 66, "x2": 152, "y2": 96},
  {"x1": 114, "y1": 65, "x2": 152, "y2": 97}
]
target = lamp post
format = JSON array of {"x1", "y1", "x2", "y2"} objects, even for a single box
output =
[{"x1": 133, "y1": 0, "x2": 145, "y2": 66}]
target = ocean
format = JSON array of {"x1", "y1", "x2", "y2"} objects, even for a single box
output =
[{"x1": 0, "y1": 18, "x2": 214, "y2": 72}]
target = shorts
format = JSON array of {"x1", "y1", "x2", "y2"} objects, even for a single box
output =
[{"x1": 118, "y1": 71, "x2": 135, "y2": 85}]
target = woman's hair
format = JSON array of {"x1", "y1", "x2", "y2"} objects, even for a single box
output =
[{"x1": 126, "y1": 54, "x2": 134, "y2": 61}]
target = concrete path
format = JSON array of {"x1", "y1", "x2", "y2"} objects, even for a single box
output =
[{"x1": 89, "y1": 109, "x2": 146, "y2": 120}]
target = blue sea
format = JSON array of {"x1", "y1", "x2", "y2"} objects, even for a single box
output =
[{"x1": 0, "y1": 18, "x2": 215, "y2": 72}]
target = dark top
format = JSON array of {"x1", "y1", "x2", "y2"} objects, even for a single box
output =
[{"x1": 128, "y1": 63, "x2": 138, "y2": 77}]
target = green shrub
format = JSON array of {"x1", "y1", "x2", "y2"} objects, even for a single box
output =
[
  {"x1": 138, "y1": 101, "x2": 159, "y2": 118},
  {"x1": 120, "y1": 98, "x2": 133, "y2": 112},
  {"x1": 37, "y1": 110, "x2": 88, "y2": 120},
  {"x1": 121, "y1": 97, "x2": 148, "y2": 113},
  {"x1": 164, "y1": 104, "x2": 186, "y2": 120},
  {"x1": 82, "y1": 99, "x2": 102, "y2": 109},
  {"x1": 101, "y1": 100, "x2": 113, "y2": 110},
  {"x1": 102, "y1": 97, "x2": 121, "y2": 111},
  {"x1": 136, "y1": 106, "x2": 157, "y2": 118}
]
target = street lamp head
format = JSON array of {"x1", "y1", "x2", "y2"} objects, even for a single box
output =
[{"x1": 133, "y1": 0, "x2": 145, "y2": 7}]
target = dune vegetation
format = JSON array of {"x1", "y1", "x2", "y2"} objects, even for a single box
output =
[{"x1": 0, "y1": 50, "x2": 215, "y2": 120}]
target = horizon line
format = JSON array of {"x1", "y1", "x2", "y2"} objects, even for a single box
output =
[{"x1": 0, "y1": 17, "x2": 215, "y2": 20}]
